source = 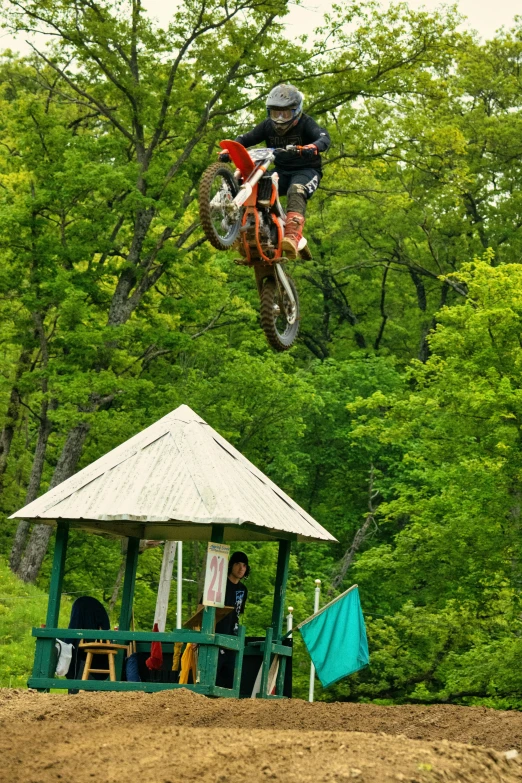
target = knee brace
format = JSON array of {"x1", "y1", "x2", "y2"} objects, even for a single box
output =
[{"x1": 287, "y1": 183, "x2": 308, "y2": 216}]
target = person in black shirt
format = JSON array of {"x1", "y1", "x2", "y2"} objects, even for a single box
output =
[
  {"x1": 219, "y1": 84, "x2": 331, "y2": 259},
  {"x1": 215, "y1": 551, "x2": 249, "y2": 688}
]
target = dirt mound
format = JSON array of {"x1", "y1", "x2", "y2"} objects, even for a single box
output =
[
  {"x1": 0, "y1": 689, "x2": 521, "y2": 783},
  {"x1": 1, "y1": 688, "x2": 521, "y2": 750}
]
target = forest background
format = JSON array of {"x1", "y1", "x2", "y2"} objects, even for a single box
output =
[{"x1": 0, "y1": 0, "x2": 522, "y2": 705}]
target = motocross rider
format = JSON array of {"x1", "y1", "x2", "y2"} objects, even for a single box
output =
[{"x1": 219, "y1": 84, "x2": 330, "y2": 259}]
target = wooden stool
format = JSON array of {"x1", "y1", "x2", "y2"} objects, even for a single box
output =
[{"x1": 79, "y1": 640, "x2": 129, "y2": 682}]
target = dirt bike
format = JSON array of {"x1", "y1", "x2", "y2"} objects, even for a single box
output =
[{"x1": 198, "y1": 139, "x2": 312, "y2": 351}]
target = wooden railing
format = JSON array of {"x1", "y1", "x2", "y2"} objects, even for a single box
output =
[
  {"x1": 29, "y1": 626, "x2": 246, "y2": 696},
  {"x1": 29, "y1": 626, "x2": 291, "y2": 697}
]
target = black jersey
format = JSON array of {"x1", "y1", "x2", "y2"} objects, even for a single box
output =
[
  {"x1": 235, "y1": 114, "x2": 330, "y2": 173},
  {"x1": 215, "y1": 578, "x2": 248, "y2": 636}
]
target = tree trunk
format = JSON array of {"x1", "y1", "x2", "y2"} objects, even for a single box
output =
[
  {"x1": 108, "y1": 556, "x2": 126, "y2": 614},
  {"x1": 0, "y1": 349, "x2": 32, "y2": 492},
  {"x1": 10, "y1": 398, "x2": 55, "y2": 573},
  {"x1": 329, "y1": 465, "x2": 380, "y2": 596},
  {"x1": 17, "y1": 421, "x2": 90, "y2": 583},
  {"x1": 15, "y1": 203, "x2": 156, "y2": 583}
]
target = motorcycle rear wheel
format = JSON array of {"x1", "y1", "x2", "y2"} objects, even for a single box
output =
[
  {"x1": 260, "y1": 276, "x2": 300, "y2": 351},
  {"x1": 199, "y1": 163, "x2": 241, "y2": 250}
]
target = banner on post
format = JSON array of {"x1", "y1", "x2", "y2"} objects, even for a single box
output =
[{"x1": 202, "y1": 542, "x2": 230, "y2": 608}]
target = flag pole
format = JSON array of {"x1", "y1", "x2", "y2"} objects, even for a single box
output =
[
  {"x1": 308, "y1": 579, "x2": 321, "y2": 703},
  {"x1": 176, "y1": 541, "x2": 183, "y2": 629}
]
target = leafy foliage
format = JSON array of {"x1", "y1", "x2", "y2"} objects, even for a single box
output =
[
  {"x1": 0, "y1": 555, "x2": 71, "y2": 687},
  {"x1": 1, "y1": 0, "x2": 522, "y2": 704}
]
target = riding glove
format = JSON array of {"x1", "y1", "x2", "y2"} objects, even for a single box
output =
[
  {"x1": 218, "y1": 151, "x2": 231, "y2": 162},
  {"x1": 301, "y1": 144, "x2": 318, "y2": 159}
]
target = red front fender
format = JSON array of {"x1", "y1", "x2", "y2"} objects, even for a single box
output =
[{"x1": 220, "y1": 139, "x2": 256, "y2": 178}]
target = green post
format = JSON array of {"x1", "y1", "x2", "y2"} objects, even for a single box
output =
[
  {"x1": 35, "y1": 521, "x2": 69, "y2": 686},
  {"x1": 232, "y1": 625, "x2": 246, "y2": 697},
  {"x1": 258, "y1": 626, "x2": 273, "y2": 698},
  {"x1": 119, "y1": 536, "x2": 140, "y2": 631},
  {"x1": 271, "y1": 539, "x2": 291, "y2": 642},
  {"x1": 199, "y1": 524, "x2": 224, "y2": 688},
  {"x1": 116, "y1": 536, "x2": 140, "y2": 679}
]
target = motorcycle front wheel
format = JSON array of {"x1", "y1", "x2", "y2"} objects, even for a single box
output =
[
  {"x1": 199, "y1": 163, "x2": 241, "y2": 250},
  {"x1": 260, "y1": 276, "x2": 300, "y2": 351}
]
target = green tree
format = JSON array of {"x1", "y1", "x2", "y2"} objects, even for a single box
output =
[{"x1": 335, "y1": 259, "x2": 522, "y2": 704}]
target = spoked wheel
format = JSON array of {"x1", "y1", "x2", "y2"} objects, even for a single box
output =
[
  {"x1": 260, "y1": 276, "x2": 300, "y2": 351},
  {"x1": 199, "y1": 163, "x2": 241, "y2": 250}
]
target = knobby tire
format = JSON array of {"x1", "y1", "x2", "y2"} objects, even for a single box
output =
[
  {"x1": 260, "y1": 277, "x2": 300, "y2": 352},
  {"x1": 199, "y1": 163, "x2": 240, "y2": 250}
]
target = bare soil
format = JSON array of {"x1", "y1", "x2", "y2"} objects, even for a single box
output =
[{"x1": 0, "y1": 688, "x2": 521, "y2": 783}]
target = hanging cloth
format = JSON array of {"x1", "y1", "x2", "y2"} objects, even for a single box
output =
[
  {"x1": 145, "y1": 622, "x2": 163, "y2": 670},
  {"x1": 172, "y1": 642, "x2": 183, "y2": 672},
  {"x1": 179, "y1": 644, "x2": 198, "y2": 684}
]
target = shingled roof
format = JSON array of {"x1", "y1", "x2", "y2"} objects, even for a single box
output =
[{"x1": 11, "y1": 405, "x2": 336, "y2": 543}]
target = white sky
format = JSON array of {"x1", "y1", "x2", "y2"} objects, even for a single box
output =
[
  {"x1": 282, "y1": 0, "x2": 521, "y2": 40},
  {"x1": 0, "y1": 0, "x2": 520, "y2": 55}
]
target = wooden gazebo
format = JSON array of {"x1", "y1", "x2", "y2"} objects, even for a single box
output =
[{"x1": 11, "y1": 405, "x2": 336, "y2": 697}]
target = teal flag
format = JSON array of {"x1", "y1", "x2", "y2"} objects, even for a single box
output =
[{"x1": 299, "y1": 585, "x2": 369, "y2": 688}]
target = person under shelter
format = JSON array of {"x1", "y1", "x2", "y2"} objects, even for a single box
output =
[{"x1": 215, "y1": 551, "x2": 249, "y2": 688}]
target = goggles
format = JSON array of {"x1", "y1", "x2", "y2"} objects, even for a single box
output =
[{"x1": 269, "y1": 108, "x2": 294, "y2": 121}]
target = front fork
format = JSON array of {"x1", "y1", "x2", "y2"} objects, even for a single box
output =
[
  {"x1": 254, "y1": 263, "x2": 298, "y2": 318},
  {"x1": 275, "y1": 264, "x2": 297, "y2": 312}
]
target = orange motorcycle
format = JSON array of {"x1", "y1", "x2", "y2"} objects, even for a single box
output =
[{"x1": 199, "y1": 140, "x2": 312, "y2": 351}]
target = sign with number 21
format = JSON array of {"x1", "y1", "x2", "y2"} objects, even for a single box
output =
[{"x1": 202, "y1": 542, "x2": 230, "y2": 607}]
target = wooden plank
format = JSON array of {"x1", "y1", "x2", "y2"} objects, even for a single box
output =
[
  {"x1": 154, "y1": 541, "x2": 177, "y2": 632},
  {"x1": 213, "y1": 633, "x2": 242, "y2": 651},
  {"x1": 243, "y1": 646, "x2": 265, "y2": 657},
  {"x1": 28, "y1": 678, "x2": 212, "y2": 694},
  {"x1": 32, "y1": 628, "x2": 214, "y2": 644},
  {"x1": 211, "y1": 685, "x2": 237, "y2": 698},
  {"x1": 241, "y1": 523, "x2": 298, "y2": 542},
  {"x1": 67, "y1": 519, "x2": 144, "y2": 539},
  {"x1": 243, "y1": 640, "x2": 292, "y2": 657},
  {"x1": 184, "y1": 605, "x2": 232, "y2": 630},
  {"x1": 267, "y1": 655, "x2": 280, "y2": 695},
  {"x1": 269, "y1": 642, "x2": 292, "y2": 657}
]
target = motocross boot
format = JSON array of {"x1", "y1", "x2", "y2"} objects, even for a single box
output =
[{"x1": 281, "y1": 211, "x2": 305, "y2": 260}]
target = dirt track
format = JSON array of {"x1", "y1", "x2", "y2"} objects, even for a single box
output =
[{"x1": 1, "y1": 688, "x2": 521, "y2": 783}]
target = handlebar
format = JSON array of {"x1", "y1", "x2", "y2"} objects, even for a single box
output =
[{"x1": 271, "y1": 145, "x2": 303, "y2": 154}]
